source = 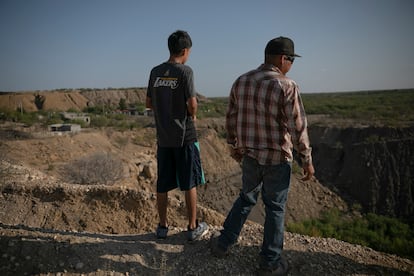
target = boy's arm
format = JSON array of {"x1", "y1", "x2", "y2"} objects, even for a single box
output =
[
  {"x1": 187, "y1": 96, "x2": 197, "y2": 121},
  {"x1": 146, "y1": 96, "x2": 152, "y2": 109}
]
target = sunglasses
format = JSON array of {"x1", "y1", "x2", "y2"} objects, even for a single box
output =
[{"x1": 284, "y1": 56, "x2": 295, "y2": 63}]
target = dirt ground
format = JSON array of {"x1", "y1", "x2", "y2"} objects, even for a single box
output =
[{"x1": 0, "y1": 121, "x2": 413, "y2": 275}]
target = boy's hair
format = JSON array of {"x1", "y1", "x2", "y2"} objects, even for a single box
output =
[{"x1": 168, "y1": 30, "x2": 192, "y2": 55}]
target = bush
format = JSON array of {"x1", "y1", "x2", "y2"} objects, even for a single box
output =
[
  {"x1": 90, "y1": 115, "x2": 110, "y2": 128},
  {"x1": 83, "y1": 106, "x2": 105, "y2": 115},
  {"x1": 287, "y1": 209, "x2": 414, "y2": 259},
  {"x1": 63, "y1": 152, "x2": 124, "y2": 185},
  {"x1": 14, "y1": 111, "x2": 38, "y2": 126},
  {"x1": 198, "y1": 98, "x2": 228, "y2": 118},
  {"x1": 70, "y1": 119, "x2": 88, "y2": 128},
  {"x1": 301, "y1": 89, "x2": 414, "y2": 126},
  {"x1": 34, "y1": 93, "x2": 46, "y2": 110}
]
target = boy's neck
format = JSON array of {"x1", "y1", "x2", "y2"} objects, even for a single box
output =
[{"x1": 168, "y1": 56, "x2": 184, "y2": 64}]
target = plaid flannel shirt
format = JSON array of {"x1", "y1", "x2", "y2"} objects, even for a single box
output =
[{"x1": 226, "y1": 64, "x2": 312, "y2": 166}]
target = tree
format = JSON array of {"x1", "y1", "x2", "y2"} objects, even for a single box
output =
[
  {"x1": 34, "y1": 94, "x2": 46, "y2": 110},
  {"x1": 118, "y1": 98, "x2": 127, "y2": 110}
]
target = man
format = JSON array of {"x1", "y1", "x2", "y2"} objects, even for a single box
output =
[
  {"x1": 210, "y1": 36, "x2": 315, "y2": 275},
  {"x1": 146, "y1": 30, "x2": 208, "y2": 242}
]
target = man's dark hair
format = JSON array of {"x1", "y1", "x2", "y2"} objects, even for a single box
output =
[{"x1": 168, "y1": 30, "x2": 192, "y2": 55}]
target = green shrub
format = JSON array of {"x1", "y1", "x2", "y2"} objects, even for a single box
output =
[
  {"x1": 287, "y1": 209, "x2": 414, "y2": 259},
  {"x1": 70, "y1": 119, "x2": 88, "y2": 128},
  {"x1": 90, "y1": 115, "x2": 110, "y2": 128},
  {"x1": 34, "y1": 93, "x2": 46, "y2": 110},
  {"x1": 15, "y1": 111, "x2": 38, "y2": 126},
  {"x1": 302, "y1": 89, "x2": 414, "y2": 126},
  {"x1": 198, "y1": 98, "x2": 228, "y2": 118},
  {"x1": 291, "y1": 161, "x2": 302, "y2": 174},
  {"x1": 44, "y1": 114, "x2": 64, "y2": 126},
  {"x1": 83, "y1": 106, "x2": 105, "y2": 115},
  {"x1": 66, "y1": 108, "x2": 79, "y2": 113}
]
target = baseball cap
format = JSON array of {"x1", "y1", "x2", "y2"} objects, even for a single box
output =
[{"x1": 265, "y1": 36, "x2": 301, "y2": 57}]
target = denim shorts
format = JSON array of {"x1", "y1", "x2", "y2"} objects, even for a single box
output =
[{"x1": 156, "y1": 142, "x2": 205, "y2": 193}]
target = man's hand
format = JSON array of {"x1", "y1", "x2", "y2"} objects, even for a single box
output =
[
  {"x1": 301, "y1": 163, "x2": 315, "y2": 181},
  {"x1": 229, "y1": 145, "x2": 243, "y2": 163}
]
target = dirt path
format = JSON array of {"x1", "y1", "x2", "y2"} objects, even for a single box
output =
[{"x1": 1, "y1": 223, "x2": 413, "y2": 276}]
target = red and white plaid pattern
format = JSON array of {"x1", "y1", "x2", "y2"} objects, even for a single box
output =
[{"x1": 226, "y1": 64, "x2": 312, "y2": 165}]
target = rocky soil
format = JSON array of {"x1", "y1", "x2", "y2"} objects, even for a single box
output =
[
  {"x1": 0, "y1": 119, "x2": 413, "y2": 275},
  {"x1": 2, "y1": 222, "x2": 413, "y2": 276}
]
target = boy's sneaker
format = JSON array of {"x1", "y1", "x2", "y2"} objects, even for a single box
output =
[
  {"x1": 156, "y1": 224, "x2": 168, "y2": 239},
  {"x1": 187, "y1": 221, "x2": 208, "y2": 242}
]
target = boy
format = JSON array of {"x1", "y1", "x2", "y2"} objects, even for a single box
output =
[{"x1": 146, "y1": 30, "x2": 208, "y2": 241}]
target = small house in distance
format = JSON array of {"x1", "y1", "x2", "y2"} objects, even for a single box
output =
[
  {"x1": 61, "y1": 112, "x2": 90, "y2": 125},
  {"x1": 49, "y1": 123, "x2": 81, "y2": 133},
  {"x1": 142, "y1": 108, "x2": 153, "y2": 116}
]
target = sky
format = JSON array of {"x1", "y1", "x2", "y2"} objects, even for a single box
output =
[{"x1": 1, "y1": 0, "x2": 413, "y2": 97}]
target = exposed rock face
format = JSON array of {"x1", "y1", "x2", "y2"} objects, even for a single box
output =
[
  {"x1": 0, "y1": 89, "x2": 208, "y2": 112},
  {"x1": 310, "y1": 126, "x2": 414, "y2": 219},
  {"x1": 80, "y1": 89, "x2": 147, "y2": 108}
]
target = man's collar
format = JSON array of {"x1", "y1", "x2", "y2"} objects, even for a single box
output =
[{"x1": 259, "y1": 63, "x2": 282, "y2": 73}]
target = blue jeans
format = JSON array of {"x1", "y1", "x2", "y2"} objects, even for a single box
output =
[{"x1": 219, "y1": 156, "x2": 291, "y2": 267}]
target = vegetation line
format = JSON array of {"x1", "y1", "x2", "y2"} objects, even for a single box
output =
[{"x1": 287, "y1": 208, "x2": 414, "y2": 260}]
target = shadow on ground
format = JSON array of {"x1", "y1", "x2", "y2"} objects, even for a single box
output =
[{"x1": 0, "y1": 223, "x2": 410, "y2": 276}]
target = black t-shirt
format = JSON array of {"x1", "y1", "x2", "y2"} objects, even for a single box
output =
[{"x1": 147, "y1": 62, "x2": 197, "y2": 147}]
